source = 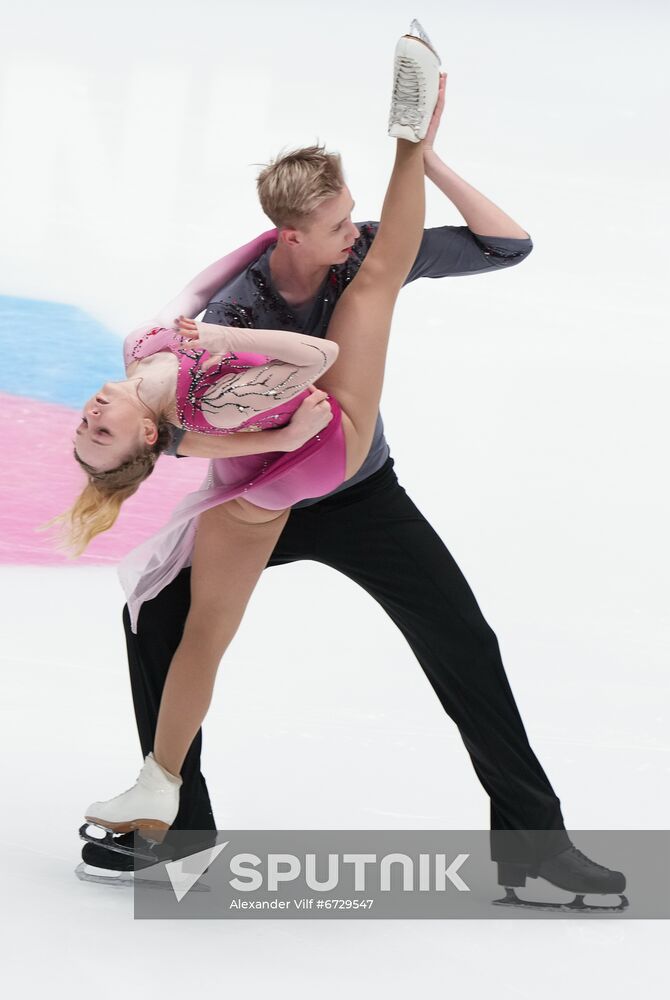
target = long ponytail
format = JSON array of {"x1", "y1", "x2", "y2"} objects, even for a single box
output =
[{"x1": 47, "y1": 422, "x2": 172, "y2": 556}]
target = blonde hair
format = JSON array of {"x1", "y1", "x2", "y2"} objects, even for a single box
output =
[
  {"x1": 47, "y1": 424, "x2": 171, "y2": 556},
  {"x1": 256, "y1": 144, "x2": 345, "y2": 228}
]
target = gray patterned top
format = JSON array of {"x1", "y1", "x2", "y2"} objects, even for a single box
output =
[{"x1": 166, "y1": 221, "x2": 532, "y2": 507}]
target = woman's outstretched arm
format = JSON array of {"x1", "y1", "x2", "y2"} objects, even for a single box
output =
[
  {"x1": 126, "y1": 230, "x2": 278, "y2": 350},
  {"x1": 179, "y1": 317, "x2": 339, "y2": 373},
  {"x1": 151, "y1": 230, "x2": 278, "y2": 327},
  {"x1": 123, "y1": 232, "x2": 280, "y2": 372}
]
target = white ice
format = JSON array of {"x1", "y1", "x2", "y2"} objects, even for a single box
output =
[{"x1": 0, "y1": 0, "x2": 668, "y2": 997}]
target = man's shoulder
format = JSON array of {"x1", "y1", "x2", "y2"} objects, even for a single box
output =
[
  {"x1": 211, "y1": 244, "x2": 274, "y2": 304},
  {"x1": 203, "y1": 241, "x2": 307, "y2": 328},
  {"x1": 212, "y1": 220, "x2": 380, "y2": 291},
  {"x1": 203, "y1": 220, "x2": 381, "y2": 325},
  {"x1": 203, "y1": 244, "x2": 276, "y2": 327}
]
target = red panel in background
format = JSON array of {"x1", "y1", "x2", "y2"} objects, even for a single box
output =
[{"x1": 0, "y1": 392, "x2": 208, "y2": 565}]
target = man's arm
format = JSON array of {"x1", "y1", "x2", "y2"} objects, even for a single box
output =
[
  {"x1": 423, "y1": 73, "x2": 529, "y2": 239},
  {"x1": 403, "y1": 224, "x2": 532, "y2": 282},
  {"x1": 404, "y1": 72, "x2": 533, "y2": 282},
  {"x1": 423, "y1": 156, "x2": 530, "y2": 239}
]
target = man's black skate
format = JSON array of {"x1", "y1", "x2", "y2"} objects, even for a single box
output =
[{"x1": 493, "y1": 844, "x2": 628, "y2": 912}]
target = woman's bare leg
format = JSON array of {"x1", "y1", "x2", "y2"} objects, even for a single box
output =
[
  {"x1": 153, "y1": 498, "x2": 290, "y2": 776},
  {"x1": 316, "y1": 137, "x2": 426, "y2": 479}
]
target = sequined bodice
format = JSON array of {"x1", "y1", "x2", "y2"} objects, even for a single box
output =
[{"x1": 125, "y1": 325, "x2": 310, "y2": 436}]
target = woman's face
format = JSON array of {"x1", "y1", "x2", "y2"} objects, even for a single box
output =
[{"x1": 74, "y1": 380, "x2": 156, "y2": 472}]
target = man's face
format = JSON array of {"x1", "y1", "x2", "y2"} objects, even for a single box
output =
[{"x1": 287, "y1": 186, "x2": 360, "y2": 267}]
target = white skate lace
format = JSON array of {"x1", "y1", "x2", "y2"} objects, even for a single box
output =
[
  {"x1": 105, "y1": 757, "x2": 177, "y2": 798},
  {"x1": 109, "y1": 761, "x2": 144, "y2": 795},
  {"x1": 388, "y1": 55, "x2": 427, "y2": 131}
]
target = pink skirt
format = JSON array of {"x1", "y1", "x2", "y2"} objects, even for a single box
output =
[{"x1": 119, "y1": 396, "x2": 345, "y2": 632}]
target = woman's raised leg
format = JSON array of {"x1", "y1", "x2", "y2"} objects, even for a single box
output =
[{"x1": 315, "y1": 137, "x2": 427, "y2": 479}]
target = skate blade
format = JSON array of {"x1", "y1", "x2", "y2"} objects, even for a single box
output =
[
  {"x1": 74, "y1": 861, "x2": 211, "y2": 893},
  {"x1": 403, "y1": 23, "x2": 442, "y2": 63},
  {"x1": 74, "y1": 862, "x2": 135, "y2": 888},
  {"x1": 493, "y1": 886, "x2": 629, "y2": 913}
]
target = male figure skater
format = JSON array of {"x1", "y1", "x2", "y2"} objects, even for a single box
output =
[{"x1": 80, "y1": 73, "x2": 626, "y2": 909}]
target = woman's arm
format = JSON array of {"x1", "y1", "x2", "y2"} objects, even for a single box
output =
[
  {"x1": 180, "y1": 318, "x2": 339, "y2": 372},
  {"x1": 173, "y1": 387, "x2": 334, "y2": 457},
  {"x1": 150, "y1": 229, "x2": 278, "y2": 327},
  {"x1": 178, "y1": 318, "x2": 339, "y2": 431},
  {"x1": 176, "y1": 426, "x2": 294, "y2": 457},
  {"x1": 124, "y1": 230, "x2": 279, "y2": 363}
]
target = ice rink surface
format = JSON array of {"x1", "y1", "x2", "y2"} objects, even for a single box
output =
[{"x1": 0, "y1": 0, "x2": 668, "y2": 996}]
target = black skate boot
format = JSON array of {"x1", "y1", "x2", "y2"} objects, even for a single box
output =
[
  {"x1": 75, "y1": 831, "x2": 157, "y2": 887},
  {"x1": 494, "y1": 844, "x2": 628, "y2": 912},
  {"x1": 75, "y1": 828, "x2": 217, "y2": 889},
  {"x1": 74, "y1": 826, "x2": 179, "y2": 887}
]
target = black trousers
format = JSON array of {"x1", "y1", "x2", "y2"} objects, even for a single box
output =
[{"x1": 124, "y1": 456, "x2": 571, "y2": 864}]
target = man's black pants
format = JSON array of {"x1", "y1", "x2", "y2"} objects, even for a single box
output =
[{"x1": 124, "y1": 456, "x2": 571, "y2": 864}]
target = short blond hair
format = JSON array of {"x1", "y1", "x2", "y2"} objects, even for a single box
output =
[{"x1": 256, "y1": 144, "x2": 345, "y2": 229}]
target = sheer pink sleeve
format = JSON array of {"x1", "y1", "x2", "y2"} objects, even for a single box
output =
[
  {"x1": 123, "y1": 326, "x2": 183, "y2": 369},
  {"x1": 150, "y1": 229, "x2": 278, "y2": 327},
  {"x1": 193, "y1": 323, "x2": 338, "y2": 373},
  {"x1": 178, "y1": 324, "x2": 338, "y2": 431},
  {"x1": 123, "y1": 229, "x2": 278, "y2": 371}
]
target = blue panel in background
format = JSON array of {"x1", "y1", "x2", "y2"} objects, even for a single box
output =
[{"x1": 0, "y1": 295, "x2": 125, "y2": 408}]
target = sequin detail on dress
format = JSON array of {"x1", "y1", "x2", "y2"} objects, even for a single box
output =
[{"x1": 174, "y1": 345, "x2": 319, "y2": 434}]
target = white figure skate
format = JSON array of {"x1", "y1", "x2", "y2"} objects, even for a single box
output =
[
  {"x1": 83, "y1": 752, "x2": 182, "y2": 847},
  {"x1": 388, "y1": 19, "x2": 442, "y2": 142}
]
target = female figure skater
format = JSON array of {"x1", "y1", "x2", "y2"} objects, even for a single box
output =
[{"x1": 75, "y1": 28, "x2": 441, "y2": 843}]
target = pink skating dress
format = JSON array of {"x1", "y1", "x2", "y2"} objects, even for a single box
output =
[{"x1": 118, "y1": 325, "x2": 345, "y2": 632}]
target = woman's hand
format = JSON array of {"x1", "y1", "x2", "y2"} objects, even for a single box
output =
[
  {"x1": 174, "y1": 387, "x2": 333, "y2": 457},
  {"x1": 282, "y1": 387, "x2": 333, "y2": 451},
  {"x1": 176, "y1": 315, "x2": 204, "y2": 342},
  {"x1": 177, "y1": 315, "x2": 237, "y2": 371}
]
